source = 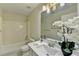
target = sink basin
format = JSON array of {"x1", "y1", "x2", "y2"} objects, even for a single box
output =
[
  {"x1": 35, "y1": 42, "x2": 62, "y2": 56},
  {"x1": 31, "y1": 39, "x2": 63, "y2": 56},
  {"x1": 28, "y1": 39, "x2": 63, "y2": 56}
]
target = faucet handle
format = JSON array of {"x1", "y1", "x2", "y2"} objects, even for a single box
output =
[
  {"x1": 44, "y1": 35, "x2": 46, "y2": 39},
  {"x1": 41, "y1": 35, "x2": 46, "y2": 39}
]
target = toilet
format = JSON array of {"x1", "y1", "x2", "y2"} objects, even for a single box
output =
[
  {"x1": 21, "y1": 45, "x2": 30, "y2": 52},
  {"x1": 19, "y1": 45, "x2": 30, "y2": 56},
  {"x1": 18, "y1": 38, "x2": 35, "y2": 56}
]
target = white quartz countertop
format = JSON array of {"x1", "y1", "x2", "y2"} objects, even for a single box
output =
[{"x1": 28, "y1": 38, "x2": 79, "y2": 56}]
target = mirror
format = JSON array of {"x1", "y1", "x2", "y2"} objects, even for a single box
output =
[{"x1": 41, "y1": 3, "x2": 77, "y2": 41}]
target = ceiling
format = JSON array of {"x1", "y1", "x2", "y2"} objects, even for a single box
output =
[{"x1": 0, "y1": 3, "x2": 39, "y2": 16}]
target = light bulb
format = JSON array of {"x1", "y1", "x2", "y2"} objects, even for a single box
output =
[
  {"x1": 42, "y1": 5, "x2": 46, "y2": 11},
  {"x1": 52, "y1": 6, "x2": 56, "y2": 11},
  {"x1": 60, "y1": 3, "x2": 65, "y2": 7},
  {"x1": 47, "y1": 6, "x2": 50, "y2": 14},
  {"x1": 47, "y1": 8, "x2": 50, "y2": 13}
]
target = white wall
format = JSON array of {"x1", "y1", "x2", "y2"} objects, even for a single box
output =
[
  {"x1": 28, "y1": 4, "x2": 42, "y2": 40},
  {"x1": 0, "y1": 11, "x2": 27, "y2": 55},
  {"x1": 77, "y1": 4, "x2": 79, "y2": 16},
  {"x1": 3, "y1": 12, "x2": 27, "y2": 45},
  {"x1": 0, "y1": 9, "x2": 3, "y2": 48}
]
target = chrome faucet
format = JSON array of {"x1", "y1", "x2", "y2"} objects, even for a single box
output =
[{"x1": 40, "y1": 35, "x2": 46, "y2": 42}]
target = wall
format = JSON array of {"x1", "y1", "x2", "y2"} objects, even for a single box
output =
[
  {"x1": 28, "y1": 4, "x2": 42, "y2": 40},
  {"x1": 0, "y1": 9, "x2": 3, "y2": 49},
  {"x1": 3, "y1": 11, "x2": 27, "y2": 45},
  {"x1": 0, "y1": 11, "x2": 27, "y2": 55},
  {"x1": 77, "y1": 4, "x2": 79, "y2": 16}
]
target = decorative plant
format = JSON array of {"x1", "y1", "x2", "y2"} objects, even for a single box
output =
[{"x1": 52, "y1": 16, "x2": 79, "y2": 56}]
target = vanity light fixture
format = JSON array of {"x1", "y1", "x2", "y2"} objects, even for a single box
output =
[
  {"x1": 42, "y1": 3, "x2": 65, "y2": 13},
  {"x1": 42, "y1": 3, "x2": 57, "y2": 13}
]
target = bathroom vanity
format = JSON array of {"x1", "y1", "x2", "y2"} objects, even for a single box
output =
[{"x1": 28, "y1": 38, "x2": 79, "y2": 56}]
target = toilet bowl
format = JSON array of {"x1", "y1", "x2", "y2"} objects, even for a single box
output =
[
  {"x1": 20, "y1": 45, "x2": 29, "y2": 52},
  {"x1": 17, "y1": 45, "x2": 30, "y2": 56},
  {"x1": 19, "y1": 45, "x2": 30, "y2": 56}
]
